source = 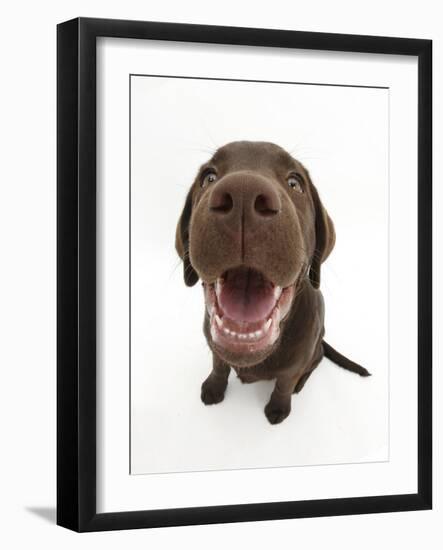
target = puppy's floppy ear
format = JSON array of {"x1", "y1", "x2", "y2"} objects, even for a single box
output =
[
  {"x1": 175, "y1": 187, "x2": 199, "y2": 287},
  {"x1": 308, "y1": 182, "x2": 336, "y2": 289}
]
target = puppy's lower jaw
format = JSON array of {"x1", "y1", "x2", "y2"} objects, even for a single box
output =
[{"x1": 203, "y1": 267, "x2": 295, "y2": 365}]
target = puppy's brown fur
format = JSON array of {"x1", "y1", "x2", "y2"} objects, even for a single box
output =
[{"x1": 176, "y1": 141, "x2": 369, "y2": 424}]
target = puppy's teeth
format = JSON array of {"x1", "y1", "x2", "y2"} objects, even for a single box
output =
[
  {"x1": 215, "y1": 314, "x2": 223, "y2": 328},
  {"x1": 264, "y1": 318, "x2": 272, "y2": 333},
  {"x1": 239, "y1": 334, "x2": 246, "y2": 340},
  {"x1": 223, "y1": 327, "x2": 230, "y2": 335},
  {"x1": 215, "y1": 279, "x2": 222, "y2": 298},
  {"x1": 255, "y1": 330, "x2": 262, "y2": 338},
  {"x1": 274, "y1": 286, "x2": 282, "y2": 300}
]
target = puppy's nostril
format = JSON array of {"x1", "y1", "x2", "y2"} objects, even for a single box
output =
[
  {"x1": 254, "y1": 194, "x2": 279, "y2": 217},
  {"x1": 210, "y1": 192, "x2": 233, "y2": 214}
]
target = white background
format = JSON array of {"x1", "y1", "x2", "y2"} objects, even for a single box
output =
[
  {"x1": 0, "y1": 1, "x2": 441, "y2": 548},
  {"x1": 130, "y1": 76, "x2": 390, "y2": 474}
]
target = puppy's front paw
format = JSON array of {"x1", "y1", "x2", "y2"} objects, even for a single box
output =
[
  {"x1": 264, "y1": 400, "x2": 291, "y2": 425},
  {"x1": 201, "y1": 376, "x2": 227, "y2": 405}
]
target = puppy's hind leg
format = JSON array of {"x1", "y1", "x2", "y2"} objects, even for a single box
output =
[
  {"x1": 201, "y1": 355, "x2": 231, "y2": 405},
  {"x1": 293, "y1": 341, "x2": 325, "y2": 394},
  {"x1": 293, "y1": 370, "x2": 314, "y2": 394}
]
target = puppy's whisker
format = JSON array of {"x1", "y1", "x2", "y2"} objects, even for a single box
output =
[
  {"x1": 168, "y1": 259, "x2": 182, "y2": 277},
  {"x1": 183, "y1": 262, "x2": 196, "y2": 276},
  {"x1": 182, "y1": 249, "x2": 192, "y2": 262}
]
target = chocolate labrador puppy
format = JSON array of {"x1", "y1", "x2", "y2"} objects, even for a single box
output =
[{"x1": 175, "y1": 141, "x2": 370, "y2": 424}]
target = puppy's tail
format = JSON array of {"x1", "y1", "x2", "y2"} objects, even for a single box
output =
[{"x1": 322, "y1": 340, "x2": 371, "y2": 377}]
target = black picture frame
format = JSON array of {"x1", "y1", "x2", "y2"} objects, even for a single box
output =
[{"x1": 57, "y1": 17, "x2": 432, "y2": 532}]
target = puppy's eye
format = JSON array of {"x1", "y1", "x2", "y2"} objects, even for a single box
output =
[
  {"x1": 201, "y1": 171, "x2": 218, "y2": 188},
  {"x1": 287, "y1": 174, "x2": 304, "y2": 193}
]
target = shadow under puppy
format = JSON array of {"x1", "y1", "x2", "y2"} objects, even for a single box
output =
[{"x1": 176, "y1": 141, "x2": 370, "y2": 424}]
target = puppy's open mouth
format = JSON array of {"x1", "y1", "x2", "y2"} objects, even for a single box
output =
[{"x1": 204, "y1": 267, "x2": 295, "y2": 358}]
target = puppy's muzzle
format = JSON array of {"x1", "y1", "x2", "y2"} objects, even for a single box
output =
[{"x1": 208, "y1": 172, "x2": 282, "y2": 238}]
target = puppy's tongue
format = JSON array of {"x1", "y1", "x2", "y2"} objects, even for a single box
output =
[{"x1": 217, "y1": 267, "x2": 277, "y2": 323}]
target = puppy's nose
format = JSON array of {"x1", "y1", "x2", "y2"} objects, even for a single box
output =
[
  {"x1": 208, "y1": 188, "x2": 234, "y2": 214},
  {"x1": 208, "y1": 174, "x2": 281, "y2": 220},
  {"x1": 253, "y1": 190, "x2": 280, "y2": 217}
]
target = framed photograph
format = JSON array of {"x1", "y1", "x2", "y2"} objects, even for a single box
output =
[{"x1": 57, "y1": 17, "x2": 432, "y2": 532}]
